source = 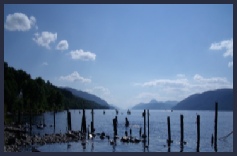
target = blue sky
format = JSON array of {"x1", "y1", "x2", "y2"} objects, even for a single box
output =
[{"x1": 4, "y1": 4, "x2": 233, "y2": 109}]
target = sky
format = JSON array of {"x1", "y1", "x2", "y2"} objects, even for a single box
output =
[{"x1": 4, "y1": 4, "x2": 233, "y2": 109}]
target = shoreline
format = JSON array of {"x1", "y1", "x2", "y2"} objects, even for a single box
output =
[{"x1": 4, "y1": 124, "x2": 86, "y2": 152}]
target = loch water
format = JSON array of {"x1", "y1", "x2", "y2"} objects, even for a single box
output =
[{"x1": 23, "y1": 109, "x2": 233, "y2": 152}]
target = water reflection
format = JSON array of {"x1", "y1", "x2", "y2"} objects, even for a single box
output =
[
  {"x1": 180, "y1": 145, "x2": 183, "y2": 152},
  {"x1": 112, "y1": 144, "x2": 116, "y2": 152},
  {"x1": 17, "y1": 110, "x2": 233, "y2": 152},
  {"x1": 91, "y1": 142, "x2": 94, "y2": 152}
]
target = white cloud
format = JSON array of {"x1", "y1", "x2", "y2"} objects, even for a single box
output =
[
  {"x1": 210, "y1": 38, "x2": 233, "y2": 67},
  {"x1": 33, "y1": 31, "x2": 57, "y2": 49},
  {"x1": 193, "y1": 74, "x2": 228, "y2": 84},
  {"x1": 136, "y1": 75, "x2": 232, "y2": 89},
  {"x1": 59, "y1": 71, "x2": 91, "y2": 83},
  {"x1": 86, "y1": 86, "x2": 110, "y2": 95},
  {"x1": 42, "y1": 62, "x2": 48, "y2": 66},
  {"x1": 56, "y1": 40, "x2": 69, "y2": 51},
  {"x1": 191, "y1": 74, "x2": 232, "y2": 93},
  {"x1": 210, "y1": 38, "x2": 233, "y2": 57},
  {"x1": 69, "y1": 49, "x2": 96, "y2": 61},
  {"x1": 228, "y1": 61, "x2": 233, "y2": 68},
  {"x1": 135, "y1": 78, "x2": 189, "y2": 88},
  {"x1": 4, "y1": 12, "x2": 37, "y2": 31}
]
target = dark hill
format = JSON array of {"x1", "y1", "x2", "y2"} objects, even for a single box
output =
[{"x1": 172, "y1": 88, "x2": 233, "y2": 110}]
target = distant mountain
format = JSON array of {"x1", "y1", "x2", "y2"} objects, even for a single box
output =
[
  {"x1": 62, "y1": 87, "x2": 115, "y2": 109},
  {"x1": 172, "y1": 88, "x2": 233, "y2": 111},
  {"x1": 132, "y1": 99, "x2": 178, "y2": 110}
]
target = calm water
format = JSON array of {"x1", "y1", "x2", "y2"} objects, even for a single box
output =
[{"x1": 25, "y1": 109, "x2": 233, "y2": 152}]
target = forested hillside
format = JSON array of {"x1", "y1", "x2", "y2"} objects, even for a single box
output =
[{"x1": 4, "y1": 62, "x2": 109, "y2": 117}]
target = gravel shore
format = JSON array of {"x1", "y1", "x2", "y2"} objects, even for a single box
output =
[{"x1": 4, "y1": 124, "x2": 85, "y2": 152}]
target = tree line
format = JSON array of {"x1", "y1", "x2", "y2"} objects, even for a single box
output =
[{"x1": 4, "y1": 62, "x2": 109, "y2": 119}]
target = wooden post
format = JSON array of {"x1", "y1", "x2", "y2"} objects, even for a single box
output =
[
  {"x1": 139, "y1": 127, "x2": 142, "y2": 137},
  {"x1": 147, "y1": 109, "x2": 150, "y2": 146},
  {"x1": 144, "y1": 109, "x2": 146, "y2": 138},
  {"x1": 69, "y1": 111, "x2": 72, "y2": 131},
  {"x1": 167, "y1": 116, "x2": 171, "y2": 146},
  {"x1": 113, "y1": 116, "x2": 118, "y2": 137},
  {"x1": 180, "y1": 114, "x2": 184, "y2": 146},
  {"x1": 196, "y1": 114, "x2": 200, "y2": 152},
  {"x1": 81, "y1": 109, "x2": 86, "y2": 134},
  {"x1": 143, "y1": 109, "x2": 146, "y2": 147},
  {"x1": 67, "y1": 110, "x2": 72, "y2": 131},
  {"x1": 67, "y1": 110, "x2": 69, "y2": 131},
  {"x1": 91, "y1": 109, "x2": 94, "y2": 133},
  {"x1": 214, "y1": 102, "x2": 218, "y2": 152},
  {"x1": 88, "y1": 125, "x2": 90, "y2": 139}
]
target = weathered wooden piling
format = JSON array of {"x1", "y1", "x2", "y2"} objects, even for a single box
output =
[
  {"x1": 125, "y1": 131, "x2": 128, "y2": 136},
  {"x1": 196, "y1": 114, "x2": 200, "y2": 152},
  {"x1": 67, "y1": 110, "x2": 72, "y2": 131},
  {"x1": 147, "y1": 109, "x2": 150, "y2": 145},
  {"x1": 91, "y1": 109, "x2": 94, "y2": 134},
  {"x1": 113, "y1": 116, "x2": 118, "y2": 137},
  {"x1": 180, "y1": 114, "x2": 184, "y2": 152},
  {"x1": 81, "y1": 109, "x2": 86, "y2": 134},
  {"x1": 143, "y1": 109, "x2": 146, "y2": 138},
  {"x1": 88, "y1": 126, "x2": 90, "y2": 139},
  {"x1": 139, "y1": 127, "x2": 142, "y2": 137},
  {"x1": 180, "y1": 114, "x2": 184, "y2": 146},
  {"x1": 143, "y1": 109, "x2": 146, "y2": 148},
  {"x1": 167, "y1": 116, "x2": 172, "y2": 146},
  {"x1": 214, "y1": 102, "x2": 218, "y2": 152}
]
